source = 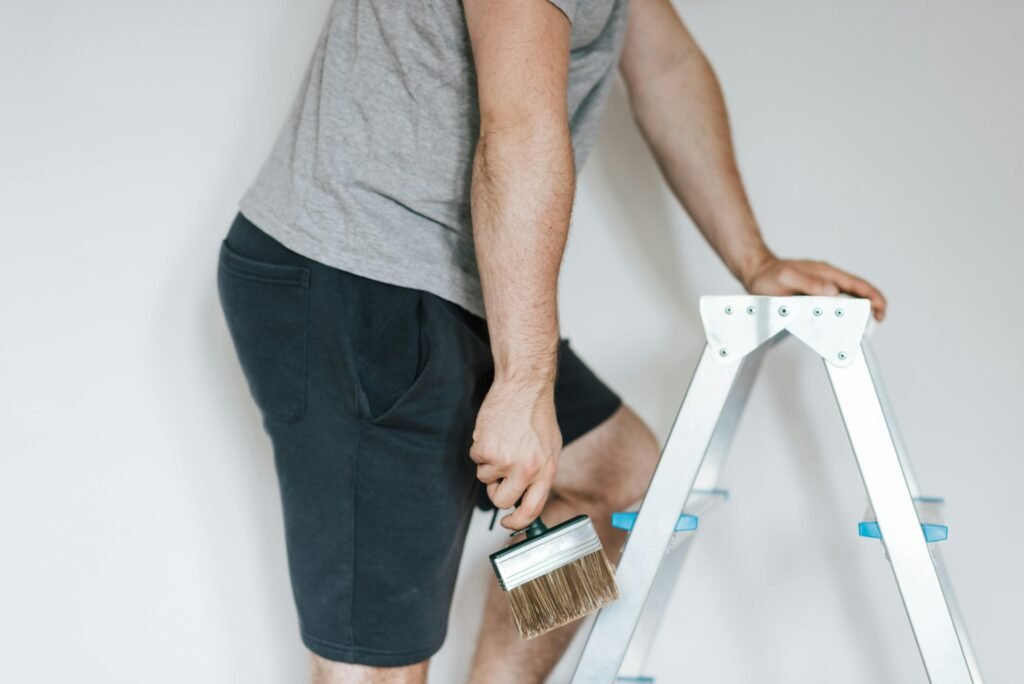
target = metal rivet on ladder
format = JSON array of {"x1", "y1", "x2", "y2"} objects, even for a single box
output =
[
  {"x1": 813, "y1": 307, "x2": 823, "y2": 316},
  {"x1": 837, "y1": 351, "x2": 848, "y2": 360},
  {"x1": 724, "y1": 305, "x2": 734, "y2": 315},
  {"x1": 778, "y1": 306, "x2": 789, "y2": 316},
  {"x1": 745, "y1": 305, "x2": 756, "y2": 315},
  {"x1": 719, "y1": 348, "x2": 729, "y2": 357},
  {"x1": 835, "y1": 307, "x2": 845, "y2": 317}
]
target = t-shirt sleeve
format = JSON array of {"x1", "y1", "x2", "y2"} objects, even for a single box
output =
[{"x1": 547, "y1": 0, "x2": 576, "y2": 24}]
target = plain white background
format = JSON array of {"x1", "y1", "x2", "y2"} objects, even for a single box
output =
[{"x1": 1, "y1": 1, "x2": 1020, "y2": 682}]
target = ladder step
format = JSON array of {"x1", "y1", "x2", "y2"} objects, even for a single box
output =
[
  {"x1": 612, "y1": 511, "x2": 698, "y2": 532},
  {"x1": 859, "y1": 495, "x2": 948, "y2": 542},
  {"x1": 611, "y1": 488, "x2": 729, "y2": 533},
  {"x1": 858, "y1": 521, "x2": 948, "y2": 543}
]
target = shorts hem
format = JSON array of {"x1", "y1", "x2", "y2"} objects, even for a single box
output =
[
  {"x1": 301, "y1": 630, "x2": 445, "y2": 667},
  {"x1": 564, "y1": 392, "x2": 622, "y2": 446}
]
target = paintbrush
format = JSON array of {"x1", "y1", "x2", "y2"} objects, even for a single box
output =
[{"x1": 489, "y1": 515, "x2": 619, "y2": 639}]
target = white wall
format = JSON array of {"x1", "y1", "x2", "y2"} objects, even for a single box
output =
[{"x1": 1, "y1": 1, "x2": 1020, "y2": 682}]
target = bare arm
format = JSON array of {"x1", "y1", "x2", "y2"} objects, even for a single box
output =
[
  {"x1": 463, "y1": 0, "x2": 573, "y2": 530},
  {"x1": 621, "y1": 0, "x2": 886, "y2": 320}
]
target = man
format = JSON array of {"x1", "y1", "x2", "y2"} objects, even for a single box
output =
[{"x1": 217, "y1": 0, "x2": 886, "y2": 682}]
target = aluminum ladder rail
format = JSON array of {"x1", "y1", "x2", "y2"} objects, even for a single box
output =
[{"x1": 570, "y1": 295, "x2": 982, "y2": 684}]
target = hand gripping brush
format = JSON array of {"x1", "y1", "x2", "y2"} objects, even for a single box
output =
[{"x1": 489, "y1": 515, "x2": 619, "y2": 639}]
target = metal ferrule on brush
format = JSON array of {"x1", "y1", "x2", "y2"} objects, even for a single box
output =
[{"x1": 491, "y1": 516, "x2": 602, "y2": 591}]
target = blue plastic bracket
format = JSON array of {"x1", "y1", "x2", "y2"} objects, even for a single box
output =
[
  {"x1": 612, "y1": 511, "x2": 698, "y2": 533},
  {"x1": 857, "y1": 521, "x2": 948, "y2": 543},
  {"x1": 858, "y1": 496, "x2": 948, "y2": 543}
]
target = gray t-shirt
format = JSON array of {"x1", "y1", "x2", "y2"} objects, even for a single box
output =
[{"x1": 240, "y1": 0, "x2": 629, "y2": 318}]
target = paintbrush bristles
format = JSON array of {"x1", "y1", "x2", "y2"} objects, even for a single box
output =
[{"x1": 506, "y1": 549, "x2": 619, "y2": 640}]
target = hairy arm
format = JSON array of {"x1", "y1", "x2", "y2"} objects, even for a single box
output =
[
  {"x1": 463, "y1": 0, "x2": 574, "y2": 530},
  {"x1": 621, "y1": 0, "x2": 886, "y2": 319}
]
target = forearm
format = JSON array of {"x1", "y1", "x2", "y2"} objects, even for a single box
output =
[
  {"x1": 461, "y1": 0, "x2": 572, "y2": 525},
  {"x1": 471, "y1": 122, "x2": 574, "y2": 386},
  {"x1": 622, "y1": 3, "x2": 771, "y2": 286},
  {"x1": 619, "y1": 0, "x2": 887, "y2": 320}
]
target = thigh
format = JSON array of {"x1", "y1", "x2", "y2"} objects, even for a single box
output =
[
  {"x1": 218, "y1": 213, "x2": 493, "y2": 665},
  {"x1": 552, "y1": 404, "x2": 660, "y2": 511}
]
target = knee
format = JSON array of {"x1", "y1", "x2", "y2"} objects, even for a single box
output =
[
  {"x1": 603, "y1": 409, "x2": 660, "y2": 511},
  {"x1": 311, "y1": 652, "x2": 428, "y2": 684},
  {"x1": 561, "y1": 405, "x2": 660, "y2": 513}
]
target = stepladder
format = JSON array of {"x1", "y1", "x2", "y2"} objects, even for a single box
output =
[{"x1": 570, "y1": 295, "x2": 983, "y2": 684}]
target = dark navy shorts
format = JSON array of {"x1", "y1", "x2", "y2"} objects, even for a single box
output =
[{"x1": 217, "y1": 212, "x2": 621, "y2": 666}]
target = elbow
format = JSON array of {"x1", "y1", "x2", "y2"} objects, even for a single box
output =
[
  {"x1": 478, "y1": 106, "x2": 571, "y2": 152},
  {"x1": 475, "y1": 113, "x2": 575, "y2": 177}
]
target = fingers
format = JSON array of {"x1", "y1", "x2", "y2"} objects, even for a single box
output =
[
  {"x1": 501, "y1": 481, "x2": 551, "y2": 531},
  {"x1": 813, "y1": 264, "x2": 887, "y2": 321},
  {"x1": 468, "y1": 440, "x2": 489, "y2": 465},
  {"x1": 488, "y1": 474, "x2": 528, "y2": 510},
  {"x1": 471, "y1": 381, "x2": 562, "y2": 532},
  {"x1": 759, "y1": 259, "x2": 888, "y2": 323},
  {"x1": 476, "y1": 462, "x2": 502, "y2": 484},
  {"x1": 777, "y1": 265, "x2": 840, "y2": 297},
  {"x1": 488, "y1": 470, "x2": 555, "y2": 531}
]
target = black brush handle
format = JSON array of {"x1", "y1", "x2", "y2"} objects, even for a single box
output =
[
  {"x1": 515, "y1": 495, "x2": 548, "y2": 538},
  {"x1": 523, "y1": 517, "x2": 548, "y2": 539}
]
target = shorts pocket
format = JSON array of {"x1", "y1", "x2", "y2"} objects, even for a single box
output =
[
  {"x1": 352, "y1": 283, "x2": 433, "y2": 425},
  {"x1": 217, "y1": 240, "x2": 310, "y2": 423}
]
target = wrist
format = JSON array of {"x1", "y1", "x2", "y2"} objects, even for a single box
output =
[
  {"x1": 489, "y1": 325, "x2": 559, "y2": 390},
  {"x1": 734, "y1": 242, "x2": 776, "y2": 291},
  {"x1": 493, "y1": 360, "x2": 557, "y2": 392}
]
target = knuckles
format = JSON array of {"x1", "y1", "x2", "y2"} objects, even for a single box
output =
[
  {"x1": 520, "y1": 458, "x2": 541, "y2": 479},
  {"x1": 470, "y1": 444, "x2": 549, "y2": 478}
]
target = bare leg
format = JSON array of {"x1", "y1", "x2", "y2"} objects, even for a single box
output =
[
  {"x1": 468, "y1": 405, "x2": 661, "y2": 684},
  {"x1": 311, "y1": 653, "x2": 428, "y2": 684}
]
